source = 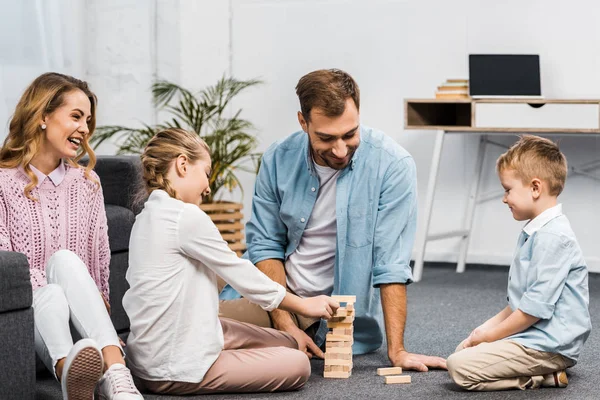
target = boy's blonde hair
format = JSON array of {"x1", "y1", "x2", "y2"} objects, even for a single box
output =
[
  {"x1": 140, "y1": 128, "x2": 211, "y2": 200},
  {"x1": 496, "y1": 135, "x2": 567, "y2": 196}
]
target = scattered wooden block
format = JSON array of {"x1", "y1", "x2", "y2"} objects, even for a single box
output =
[
  {"x1": 385, "y1": 375, "x2": 411, "y2": 384},
  {"x1": 377, "y1": 367, "x2": 403, "y2": 376},
  {"x1": 324, "y1": 371, "x2": 351, "y2": 379},
  {"x1": 331, "y1": 295, "x2": 356, "y2": 303}
]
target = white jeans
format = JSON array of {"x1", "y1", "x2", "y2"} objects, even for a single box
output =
[{"x1": 33, "y1": 250, "x2": 121, "y2": 378}]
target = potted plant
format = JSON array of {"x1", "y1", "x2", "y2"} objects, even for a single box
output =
[{"x1": 91, "y1": 77, "x2": 262, "y2": 255}]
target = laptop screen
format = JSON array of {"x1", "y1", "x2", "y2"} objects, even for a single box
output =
[{"x1": 469, "y1": 54, "x2": 541, "y2": 97}]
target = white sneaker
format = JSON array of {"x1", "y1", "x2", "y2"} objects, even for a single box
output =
[
  {"x1": 61, "y1": 338, "x2": 104, "y2": 400},
  {"x1": 98, "y1": 363, "x2": 144, "y2": 399}
]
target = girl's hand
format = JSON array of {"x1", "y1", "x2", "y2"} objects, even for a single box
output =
[{"x1": 300, "y1": 295, "x2": 340, "y2": 319}]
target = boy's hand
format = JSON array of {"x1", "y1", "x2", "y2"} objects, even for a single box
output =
[{"x1": 464, "y1": 327, "x2": 489, "y2": 348}]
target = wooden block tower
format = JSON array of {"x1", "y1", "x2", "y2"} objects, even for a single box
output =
[{"x1": 324, "y1": 295, "x2": 356, "y2": 379}]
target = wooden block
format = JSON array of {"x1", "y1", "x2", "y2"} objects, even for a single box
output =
[
  {"x1": 328, "y1": 316, "x2": 354, "y2": 324},
  {"x1": 325, "y1": 352, "x2": 352, "y2": 360},
  {"x1": 346, "y1": 303, "x2": 354, "y2": 311},
  {"x1": 324, "y1": 365, "x2": 346, "y2": 372},
  {"x1": 332, "y1": 327, "x2": 353, "y2": 335},
  {"x1": 324, "y1": 371, "x2": 351, "y2": 379},
  {"x1": 325, "y1": 346, "x2": 352, "y2": 354},
  {"x1": 331, "y1": 295, "x2": 356, "y2": 304},
  {"x1": 325, "y1": 358, "x2": 353, "y2": 366},
  {"x1": 327, "y1": 321, "x2": 353, "y2": 329},
  {"x1": 377, "y1": 367, "x2": 403, "y2": 376},
  {"x1": 333, "y1": 307, "x2": 349, "y2": 317},
  {"x1": 326, "y1": 340, "x2": 353, "y2": 348},
  {"x1": 326, "y1": 334, "x2": 353, "y2": 342},
  {"x1": 385, "y1": 375, "x2": 411, "y2": 384}
]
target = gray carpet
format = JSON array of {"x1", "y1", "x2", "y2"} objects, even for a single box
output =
[{"x1": 36, "y1": 263, "x2": 599, "y2": 399}]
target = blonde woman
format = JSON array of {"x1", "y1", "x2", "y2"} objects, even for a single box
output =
[
  {"x1": 0, "y1": 73, "x2": 143, "y2": 400},
  {"x1": 124, "y1": 128, "x2": 339, "y2": 395}
]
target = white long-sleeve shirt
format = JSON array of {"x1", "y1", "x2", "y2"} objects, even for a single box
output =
[{"x1": 123, "y1": 190, "x2": 286, "y2": 383}]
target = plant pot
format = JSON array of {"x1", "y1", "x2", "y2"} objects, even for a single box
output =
[{"x1": 200, "y1": 202, "x2": 246, "y2": 256}]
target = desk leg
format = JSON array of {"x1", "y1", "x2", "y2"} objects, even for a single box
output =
[
  {"x1": 456, "y1": 135, "x2": 487, "y2": 273},
  {"x1": 413, "y1": 130, "x2": 445, "y2": 282}
]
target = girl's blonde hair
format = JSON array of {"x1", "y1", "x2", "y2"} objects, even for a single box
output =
[
  {"x1": 140, "y1": 128, "x2": 211, "y2": 200},
  {"x1": 0, "y1": 72, "x2": 98, "y2": 200}
]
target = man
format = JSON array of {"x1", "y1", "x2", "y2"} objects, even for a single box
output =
[{"x1": 220, "y1": 69, "x2": 446, "y2": 371}]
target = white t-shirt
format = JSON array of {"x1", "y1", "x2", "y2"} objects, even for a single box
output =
[
  {"x1": 123, "y1": 190, "x2": 286, "y2": 383},
  {"x1": 285, "y1": 162, "x2": 340, "y2": 297}
]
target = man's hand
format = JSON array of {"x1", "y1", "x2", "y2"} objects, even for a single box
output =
[
  {"x1": 389, "y1": 349, "x2": 447, "y2": 372},
  {"x1": 285, "y1": 324, "x2": 324, "y2": 359}
]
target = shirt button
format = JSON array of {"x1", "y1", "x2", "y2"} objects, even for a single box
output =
[
  {"x1": 300, "y1": 218, "x2": 306, "y2": 223},
  {"x1": 311, "y1": 187, "x2": 316, "y2": 192}
]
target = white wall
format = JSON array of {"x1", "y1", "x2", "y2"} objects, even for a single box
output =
[
  {"x1": 2, "y1": 0, "x2": 599, "y2": 272},
  {"x1": 228, "y1": 0, "x2": 600, "y2": 272}
]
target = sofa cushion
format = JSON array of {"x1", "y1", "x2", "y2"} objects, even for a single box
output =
[
  {"x1": 106, "y1": 205, "x2": 135, "y2": 253},
  {"x1": 108, "y1": 252, "x2": 130, "y2": 333},
  {"x1": 0, "y1": 252, "x2": 32, "y2": 313}
]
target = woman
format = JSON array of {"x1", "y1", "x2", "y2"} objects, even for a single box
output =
[{"x1": 0, "y1": 72, "x2": 143, "y2": 400}]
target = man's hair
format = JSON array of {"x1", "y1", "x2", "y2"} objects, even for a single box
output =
[
  {"x1": 497, "y1": 135, "x2": 568, "y2": 196},
  {"x1": 295, "y1": 69, "x2": 360, "y2": 122}
]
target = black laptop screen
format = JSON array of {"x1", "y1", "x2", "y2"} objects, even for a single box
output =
[{"x1": 469, "y1": 54, "x2": 541, "y2": 96}]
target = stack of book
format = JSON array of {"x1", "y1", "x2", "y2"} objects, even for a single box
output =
[{"x1": 435, "y1": 79, "x2": 469, "y2": 99}]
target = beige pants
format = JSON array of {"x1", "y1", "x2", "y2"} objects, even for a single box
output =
[
  {"x1": 219, "y1": 297, "x2": 321, "y2": 333},
  {"x1": 140, "y1": 318, "x2": 310, "y2": 395},
  {"x1": 447, "y1": 339, "x2": 574, "y2": 391}
]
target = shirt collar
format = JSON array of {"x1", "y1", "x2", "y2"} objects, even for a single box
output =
[
  {"x1": 523, "y1": 204, "x2": 563, "y2": 236},
  {"x1": 29, "y1": 161, "x2": 67, "y2": 188}
]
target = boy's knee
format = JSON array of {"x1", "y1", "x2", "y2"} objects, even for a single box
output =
[{"x1": 447, "y1": 352, "x2": 477, "y2": 390}]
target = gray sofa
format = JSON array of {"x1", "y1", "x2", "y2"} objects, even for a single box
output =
[{"x1": 0, "y1": 156, "x2": 141, "y2": 400}]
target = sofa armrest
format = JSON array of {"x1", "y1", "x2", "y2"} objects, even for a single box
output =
[
  {"x1": 0, "y1": 251, "x2": 32, "y2": 313},
  {"x1": 0, "y1": 251, "x2": 35, "y2": 400},
  {"x1": 88, "y1": 156, "x2": 143, "y2": 214}
]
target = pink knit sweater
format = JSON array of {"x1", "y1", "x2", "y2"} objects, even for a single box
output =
[{"x1": 0, "y1": 164, "x2": 111, "y2": 298}]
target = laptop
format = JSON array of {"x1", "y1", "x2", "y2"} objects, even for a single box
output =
[{"x1": 469, "y1": 54, "x2": 542, "y2": 99}]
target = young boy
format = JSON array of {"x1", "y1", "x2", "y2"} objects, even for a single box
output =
[{"x1": 447, "y1": 135, "x2": 591, "y2": 391}]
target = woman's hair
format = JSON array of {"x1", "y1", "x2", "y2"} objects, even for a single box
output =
[
  {"x1": 0, "y1": 72, "x2": 98, "y2": 200},
  {"x1": 139, "y1": 128, "x2": 211, "y2": 201}
]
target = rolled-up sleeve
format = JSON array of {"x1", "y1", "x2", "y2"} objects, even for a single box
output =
[
  {"x1": 372, "y1": 157, "x2": 417, "y2": 287},
  {"x1": 245, "y1": 150, "x2": 288, "y2": 264},
  {"x1": 518, "y1": 232, "x2": 573, "y2": 319}
]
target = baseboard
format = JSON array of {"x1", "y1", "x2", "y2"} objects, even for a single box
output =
[{"x1": 413, "y1": 250, "x2": 600, "y2": 274}]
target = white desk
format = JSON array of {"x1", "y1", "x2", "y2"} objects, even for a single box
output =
[{"x1": 405, "y1": 98, "x2": 600, "y2": 282}]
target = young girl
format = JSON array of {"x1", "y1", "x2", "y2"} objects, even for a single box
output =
[
  {"x1": 124, "y1": 128, "x2": 339, "y2": 395},
  {"x1": 0, "y1": 73, "x2": 143, "y2": 400}
]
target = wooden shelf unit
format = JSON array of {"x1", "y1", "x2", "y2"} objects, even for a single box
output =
[{"x1": 405, "y1": 98, "x2": 600, "y2": 133}]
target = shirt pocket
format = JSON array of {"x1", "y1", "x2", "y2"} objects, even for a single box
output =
[{"x1": 347, "y1": 201, "x2": 373, "y2": 248}]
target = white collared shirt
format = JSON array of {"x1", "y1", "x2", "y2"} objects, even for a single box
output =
[
  {"x1": 523, "y1": 204, "x2": 563, "y2": 236},
  {"x1": 29, "y1": 162, "x2": 66, "y2": 187}
]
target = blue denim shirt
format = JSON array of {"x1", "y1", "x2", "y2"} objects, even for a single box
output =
[
  {"x1": 507, "y1": 204, "x2": 591, "y2": 363},
  {"x1": 220, "y1": 125, "x2": 417, "y2": 354}
]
